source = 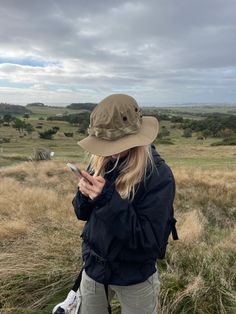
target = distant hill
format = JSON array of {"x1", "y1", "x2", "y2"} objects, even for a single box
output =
[
  {"x1": 0, "y1": 103, "x2": 32, "y2": 115},
  {"x1": 67, "y1": 103, "x2": 97, "y2": 111},
  {"x1": 26, "y1": 102, "x2": 45, "y2": 107}
]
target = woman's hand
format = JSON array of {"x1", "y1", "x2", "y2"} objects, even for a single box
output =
[{"x1": 78, "y1": 171, "x2": 106, "y2": 200}]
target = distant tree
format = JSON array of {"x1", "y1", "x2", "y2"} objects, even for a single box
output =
[
  {"x1": 202, "y1": 129, "x2": 212, "y2": 139},
  {"x1": 78, "y1": 120, "x2": 89, "y2": 134},
  {"x1": 38, "y1": 128, "x2": 58, "y2": 140},
  {"x1": 12, "y1": 118, "x2": 25, "y2": 133},
  {"x1": 23, "y1": 113, "x2": 30, "y2": 120},
  {"x1": 153, "y1": 113, "x2": 170, "y2": 121},
  {"x1": 158, "y1": 127, "x2": 170, "y2": 139},
  {"x1": 3, "y1": 114, "x2": 13, "y2": 126},
  {"x1": 181, "y1": 114, "x2": 236, "y2": 138},
  {"x1": 25, "y1": 123, "x2": 34, "y2": 135},
  {"x1": 170, "y1": 116, "x2": 184, "y2": 123},
  {"x1": 67, "y1": 103, "x2": 96, "y2": 111}
]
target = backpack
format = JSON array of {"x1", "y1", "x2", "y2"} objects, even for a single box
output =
[{"x1": 159, "y1": 206, "x2": 179, "y2": 259}]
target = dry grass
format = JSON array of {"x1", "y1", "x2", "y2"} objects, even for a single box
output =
[
  {"x1": 176, "y1": 210, "x2": 205, "y2": 244},
  {"x1": 158, "y1": 166, "x2": 236, "y2": 314},
  {"x1": 0, "y1": 161, "x2": 85, "y2": 313},
  {"x1": 0, "y1": 161, "x2": 235, "y2": 313}
]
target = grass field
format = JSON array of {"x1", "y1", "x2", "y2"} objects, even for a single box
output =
[
  {"x1": 25, "y1": 105, "x2": 86, "y2": 120},
  {"x1": 0, "y1": 161, "x2": 235, "y2": 313},
  {"x1": 1, "y1": 105, "x2": 235, "y2": 170},
  {"x1": 0, "y1": 105, "x2": 236, "y2": 313}
]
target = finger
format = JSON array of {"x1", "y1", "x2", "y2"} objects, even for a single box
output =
[
  {"x1": 88, "y1": 190, "x2": 99, "y2": 200},
  {"x1": 81, "y1": 171, "x2": 95, "y2": 185},
  {"x1": 93, "y1": 176, "x2": 105, "y2": 184},
  {"x1": 80, "y1": 186, "x2": 90, "y2": 196},
  {"x1": 80, "y1": 189, "x2": 89, "y2": 197},
  {"x1": 80, "y1": 180, "x2": 100, "y2": 194},
  {"x1": 79, "y1": 178, "x2": 90, "y2": 189},
  {"x1": 80, "y1": 179, "x2": 90, "y2": 189},
  {"x1": 78, "y1": 177, "x2": 85, "y2": 187}
]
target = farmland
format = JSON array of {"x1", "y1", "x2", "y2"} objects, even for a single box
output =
[{"x1": 0, "y1": 104, "x2": 236, "y2": 313}]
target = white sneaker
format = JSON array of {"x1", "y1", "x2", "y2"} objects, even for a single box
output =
[{"x1": 52, "y1": 290, "x2": 81, "y2": 314}]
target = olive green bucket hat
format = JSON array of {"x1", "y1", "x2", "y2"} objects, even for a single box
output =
[{"x1": 77, "y1": 94, "x2": 159, "y2": 156}]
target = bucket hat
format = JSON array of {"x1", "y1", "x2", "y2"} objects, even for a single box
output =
[{"x1": 77, "y1": 94, "x2": 159, "y2": 156}]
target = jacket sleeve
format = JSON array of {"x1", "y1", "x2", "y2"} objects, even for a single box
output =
[
  {"x1": 72, "y1": 164, "x2": 96, "y2": 221},
  {"x1": 72, "y1": 178, "x2": 115, "y2": 221},
  {"x1": 72, "y1": 190, "x2": 94, "y2": 221},
  {"x1": 94, "y1": 163, "x2": 176, "y2": 255}
]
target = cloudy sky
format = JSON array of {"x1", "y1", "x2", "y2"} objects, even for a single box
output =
[{"x1": 0, "y1": 0, "x2": 236, "y2": 106}]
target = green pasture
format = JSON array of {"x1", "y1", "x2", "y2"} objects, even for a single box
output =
[
  {"x1": 157, "y1": 105, "x2": 236, "y2": 114},
  {"x1": 145, "y1": 105, "x2": 236, "y2": 119},
  {"x1": 26, "y1": 105, "x2": 85, "y2": 118},
  {"x1": 0, "y1": 105, "x2": 236, "y2": 170}
]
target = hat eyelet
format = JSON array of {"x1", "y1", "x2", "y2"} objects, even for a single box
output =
[{"x1": 123, "y1": 116, "x2": 127, "y2": 121}]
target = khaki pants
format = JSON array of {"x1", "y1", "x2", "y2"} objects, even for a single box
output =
[{"x1": 79, "y1": 269, "x2": 160, "y2": 314}]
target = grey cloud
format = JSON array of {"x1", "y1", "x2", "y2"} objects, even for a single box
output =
[{"x1": 0, "y1": 0, "x2": 236, "y2": 103}]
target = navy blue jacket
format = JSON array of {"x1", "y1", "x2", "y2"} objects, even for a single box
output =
[{"x1": 72, "y1": 144, "x2": 176, "y2": 285}]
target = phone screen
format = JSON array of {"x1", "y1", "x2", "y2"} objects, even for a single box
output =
[
  {"x1": 66, "y1": 163, "x2": 93, "y2": 185},
  {"x1": 67, "y1": 163, "x2": 82, "y2": 175}
]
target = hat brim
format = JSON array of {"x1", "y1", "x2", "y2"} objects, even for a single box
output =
[{"x1": 77, "y1": 116, "x2": 159, "y2": 156}]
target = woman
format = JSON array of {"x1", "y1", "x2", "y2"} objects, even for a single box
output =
[{"x1": 53, "y1": 94, "x2": 178, "y2": 314}]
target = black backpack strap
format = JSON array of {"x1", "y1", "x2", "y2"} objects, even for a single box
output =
[
  {"x1": 72, "y1": 266, "x2": 112, "y2": 313},
  {"x1": 104, "y1": 284, "x2": 112, "y2": 314},
  {"x1": 171, "y1": 222, "x2": 179, "y2": 240},
  {"x1": 72, "y1": 266, "x2": 84, "y2": 292},
  {"x1": 171, "y1": 206, "x2": 179, "y2": 241}
]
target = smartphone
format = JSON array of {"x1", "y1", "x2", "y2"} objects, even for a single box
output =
[{"x1": 66, "y1": 163, "x2": 93, "y2": 185}]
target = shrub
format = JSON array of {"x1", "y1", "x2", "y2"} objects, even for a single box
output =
[
  {"x1": 170, "y1": 116, "x2": 184, "y2": 123},
  {"x1": 38, "y1": 128, "x2": 58, "y2": 140},
  {"x1": 30, "y1": 148, "x2": 52, "y2": 161},
  {"x1": 25, "y1": 123, "x2": 34, "y2": 135},
  {"x1": 3, "y1": 114, "x2": 13, "y2": 125},
  {"x1": 0, "y1": 137, "x2": 10, "y2": 143},
  {"x1": 211, "y1": 137, "x2": 236, "y2": 146},
  {"x1": 182, "y1": 128, "x2": 192, "y2": 138},
  {"x1": 64, "y1": 132, "x2": 74, "y2": 137},
  {"x1": 158, "y1": 128, "x2": 170, "y2": 139}
]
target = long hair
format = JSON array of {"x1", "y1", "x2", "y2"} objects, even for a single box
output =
[{"x1": 86, "y1": 145, "x2": 156, "y2": 201}]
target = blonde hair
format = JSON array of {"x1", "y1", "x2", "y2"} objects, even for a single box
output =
[{"x1": 86, "y1": 145, "x2": 156, "y2": 201}]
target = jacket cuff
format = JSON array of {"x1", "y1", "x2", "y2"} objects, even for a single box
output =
[{"x1": 75, "y1": 188, "x2": 90, "y2": 203}]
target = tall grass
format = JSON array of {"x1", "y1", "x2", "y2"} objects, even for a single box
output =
[{"x1": 0, "y1": 161, "x2": 235, "y2": 313}]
